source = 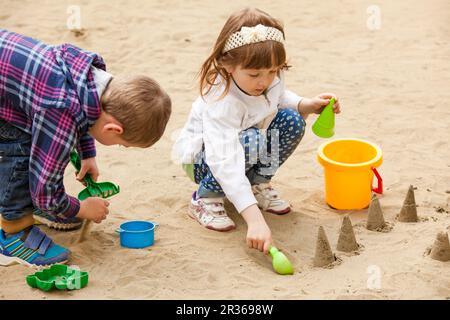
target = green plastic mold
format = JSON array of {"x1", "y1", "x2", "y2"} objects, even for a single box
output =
[{"x1": 26, "y1": 264, "x2": 88, "y2": 291}]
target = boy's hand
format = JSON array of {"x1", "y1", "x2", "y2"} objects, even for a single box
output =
[
  {"x1": 241, "y1": 204, "x2": 272, "y2": 254},
  {"x1": 76, "y1": 157, "x2": 100, "y2": 182},
  {"x1": 77, "y1": 197, "x2": 110, "y2": 223},
  {"x1": 298, "y1": 93, "x2": 341, "y2": 115}
]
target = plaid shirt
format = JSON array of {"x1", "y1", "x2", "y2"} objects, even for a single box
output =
[{"x1": 0, "y1": 29, "x2": 106, "y2": 219}]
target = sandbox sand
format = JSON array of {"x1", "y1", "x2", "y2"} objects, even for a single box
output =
[{"x1": 0, "y1": 0, "x2": 449, "y2": 299}]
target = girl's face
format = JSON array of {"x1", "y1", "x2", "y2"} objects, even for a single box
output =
[{"x1": 226, "y1": 65, "x2": 279, "y2": 96}]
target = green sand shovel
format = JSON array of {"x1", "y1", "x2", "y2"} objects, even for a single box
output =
[
  {"x1": 312, "y1": 97, "x2": 335, "y2": 138},
  {"x1": 269, "y1": 246, "x2": 294, "y2": 275},
  {"x1": 69, "y1": 150, "x2": 120, "y2": 200},
  {"x1": 70, "y1": 150, "x2": 120, "y2": 242}
]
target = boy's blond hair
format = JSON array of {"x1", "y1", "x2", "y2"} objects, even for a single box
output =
[{"x1": 101, "y1": 75, "x2": 171, "y2": 147}]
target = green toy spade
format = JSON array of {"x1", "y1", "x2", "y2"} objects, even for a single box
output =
[
  {"x1": 269, "y1": 246, "x2": 294, "y2": 275},
  {"x1": 312, "y1": 97, "x2": 335, "y2": 138},
  {"x1": 70, "y1": 150, "x2": 120, "y2": 243},
  {"x1": 69, "y1": 150, "x2": 120, "y2": 200}
]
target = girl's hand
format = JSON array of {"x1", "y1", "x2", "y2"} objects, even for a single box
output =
[
  {"x1": 241, "y1": 204, "x2": 272, "y2": 254},
  {"x1": 76, "y1": 157, "x2": 100, "y2": 182},
  {"x1": 298, "y1": 93, "x2": 341, "y2": 115},
  {"x1": 246, "y1": 220, "x2": 272, "y2": 254}
]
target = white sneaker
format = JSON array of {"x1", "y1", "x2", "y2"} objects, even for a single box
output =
[
  {"x1": 188, "y1": 192, "x2": 236, "y2": 232},
  {"x1": 252, "y1": 183, "x2": 291, "y2": 215}
]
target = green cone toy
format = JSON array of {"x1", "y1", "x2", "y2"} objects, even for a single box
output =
[
  {"x1": 312, "y1": 97, "x2": 335, "y2": 138},
  {"x1": 269, "y1": 246, "x2": 294, "y2": 275}
]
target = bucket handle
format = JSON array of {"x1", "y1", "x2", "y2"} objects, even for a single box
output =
[{"x1": 371, "y1": 167, "x2": 383, "y2": 194}]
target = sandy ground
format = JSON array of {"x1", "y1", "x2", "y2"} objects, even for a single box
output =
[{"x1": 0, "y1": 0, "x2": 449, "y2": 299}]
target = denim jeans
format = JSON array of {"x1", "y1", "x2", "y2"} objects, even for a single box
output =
[
  {"x1": 194, "y1": 108, "x2": 306, "y2": 198},
  {"x1": 0, "y1": 120, "x2": 33, "y2": 221}
]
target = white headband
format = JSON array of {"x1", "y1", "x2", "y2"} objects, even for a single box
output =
[{"x1": 222, "y1": 24, "x2": 285, "y2": 53}]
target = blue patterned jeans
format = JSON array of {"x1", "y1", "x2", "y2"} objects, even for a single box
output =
[{"x1": 194, "y1": 108, "x2": 306, "y2": 198}]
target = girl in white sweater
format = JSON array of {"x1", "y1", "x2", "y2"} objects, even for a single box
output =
[{"x1": 173, "y1": 8, "x2": 341, "y2": 254}]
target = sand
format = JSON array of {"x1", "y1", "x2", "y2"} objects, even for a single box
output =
[
  {"x1": 313, "y1": 226, "x2": 336, "y2": 267},
  {"x1": 336, "y1": 215, "x2": 359, "y2": 253},
  {"x1": 0, "y1": 0, "x2": 449, "y2": 300},
  {"x1": 398, "y1": 185, "x2": 419, "y2": 222}
]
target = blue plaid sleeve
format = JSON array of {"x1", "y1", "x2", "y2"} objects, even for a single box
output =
[
  {"x1": 29, "y1": 108, "x2": 81, "y2": 219},
  {"x1": 77, "y1": 132, "x2": 96, "y2": 159}
]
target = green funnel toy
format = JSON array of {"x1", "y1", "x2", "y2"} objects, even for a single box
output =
[
  {"x1": 269, "y1": 246, "x2": 294, "y2": 275},
  {"x1": 312, "y1": 97, "x2": 335, "y2": 138},
  {"x1": 69, "y1": 150, "x2": 120, "y2": 200}
]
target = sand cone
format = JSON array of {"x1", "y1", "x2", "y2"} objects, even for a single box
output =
[
  {"x1": 336, "y1": 215, "x2": 359, "y2": 252},
  {"x1": 366, "y1": 194, "x2": 386, "y2": 231},
  {"x1": 398, "y1": 185, "x2": 418, "y2": 222},
  {"x1": 313, "y1": 226, "x2": 335, "y2": 267},
  {"x1": 430, "y1": 232, "x2": 450, "y2": 262}
]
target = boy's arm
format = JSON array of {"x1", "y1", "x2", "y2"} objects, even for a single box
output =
[
  {"x1": 77, "y1": 132, "x2": 96, "y2": 159},
  {"x1": 29, "y1": 108, "x2": 81, "y2": 219}
]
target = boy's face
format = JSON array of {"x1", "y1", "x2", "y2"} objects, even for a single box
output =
[{"x1": 227, "y1": 65, "x2": 279, "y2": 96}]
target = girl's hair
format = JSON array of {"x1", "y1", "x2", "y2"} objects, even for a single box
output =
[{"x1": 199, "y1": 8, "x2": 288, "y2": 98}]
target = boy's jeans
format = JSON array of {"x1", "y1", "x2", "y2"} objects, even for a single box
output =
[{"x1": 0, "y1": 120, "x2": 33, "y2": 221}]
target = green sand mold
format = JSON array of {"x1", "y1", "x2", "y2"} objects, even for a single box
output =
[
  {"x1": 26, "y1": 264, "x2": 88, "y2": 292},
  {"x1": 269, "y1": 246, "x2": 294, "y2": 275}
]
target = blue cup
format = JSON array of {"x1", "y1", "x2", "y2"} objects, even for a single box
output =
[{"x1": 116, "y1": 220, "x2": 159, "y2": 249}]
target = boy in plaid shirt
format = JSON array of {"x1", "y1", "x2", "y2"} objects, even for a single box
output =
[{"x1": 0, "y1": 30, "x2": 171, "y2": 267}]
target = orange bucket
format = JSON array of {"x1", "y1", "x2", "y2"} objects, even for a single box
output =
[{"x1": 317, "y1": 138, "x2": 383, "y2": 210}]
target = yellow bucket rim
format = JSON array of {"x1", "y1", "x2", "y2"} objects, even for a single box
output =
[{"x1": 317, "y1": 138, "x2": 382, "y2": 168}]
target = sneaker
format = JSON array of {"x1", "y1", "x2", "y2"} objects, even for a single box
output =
[
  {"x1": 33, "y1": 209, "x2": 82, "y2": 231},
  {"x1": 252, "y1": 183, "x2": 291, "y2": 215},
  {"x1": 188, "y1": 192, "x2": 236, "y2": 232},
  {"x1": 0, "y1": 226, "x2": 70, "y2": 268}
]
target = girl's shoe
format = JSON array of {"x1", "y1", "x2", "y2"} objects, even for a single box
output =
[
  {"x1": 188, "y1": 192, "x2": 236, "y2": 231},
  {"x1": 33, "y1": 209, "x2": 82, "y2": 231},
  {"x1": 252, "y1": 183, "x2": 291, "y2": 215},
  {"x1": 0, "y1": 226, "x2": 70, "y2": 268}
]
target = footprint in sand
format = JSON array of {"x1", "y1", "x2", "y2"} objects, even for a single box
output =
[{"x1": 115, "y1": 275, "x2": 137, "y2": 287}]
